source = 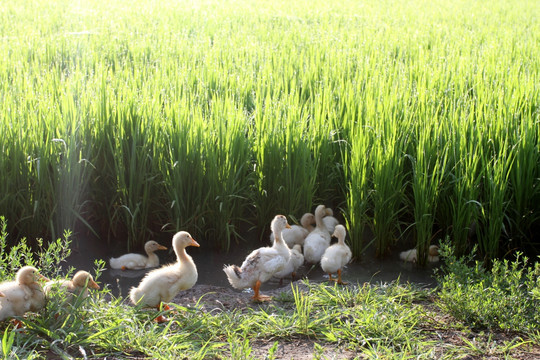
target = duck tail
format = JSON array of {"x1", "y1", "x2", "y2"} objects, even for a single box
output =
[
  {"x1": 303, "y1": 242, "x2": 324, "y2": 264},
  {"x1": 129, "y1": 286, "x2": 143, "y2": 305},
  {"x1": 223, "y1": 264, "x2": 246, "y2": 289},
  {"x1": 109, "y1": 257, "x2": 121, "y2": 269}
]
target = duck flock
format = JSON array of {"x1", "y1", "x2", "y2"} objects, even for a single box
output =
[{"x1": 0, "y1": 204, "x2": 437, "y2": 324}]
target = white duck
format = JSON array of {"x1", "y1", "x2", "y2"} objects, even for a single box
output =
[
  {"x1": 270, "y1": 213, "x2": 315, "y2": 248},
  {"x1": 110, "y1": 240, "x2": 168, "y2": 270},
  {"x1": 44, "y1": 270, "x2": 100, "y2": 300},
  {"x1": 0, "y1": 266, "x2": 49, "y2": 321},
  {"x1": 303, "y1": 205, "x2": 332, "y2": 264},
  {"x1": 224, "y1": 215, "x2": 291, "y2": 302},
  {"x1": 130, "y1": 231, "x2": 199, "y2": 322},
  {"x1": 273, "y1": 244, "x2": 304, "y2": 284},
  {"x1": 399, "y1": 245, "x2": 440, "y2": 263},
  {"x1": 323, "y1": 208, "x2": 340, "y2": 235},
  {"x1": 321, "y1": 225, "x2": 352, "y2": 284}
]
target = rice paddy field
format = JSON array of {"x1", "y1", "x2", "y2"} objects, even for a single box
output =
[
  {"x1": 1, "y1": 0, "x2": 540, "y2": 358},
  {"x1": 1, "y1": 0, "x2": 539, "y2": 265}
]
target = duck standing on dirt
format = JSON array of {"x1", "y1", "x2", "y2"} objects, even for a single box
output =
[
  {"x1": 130, "y1": 231, "x2": 199, "y2": 322},
  {"x1": 320, "y1": 225, "x2": 352, "y2": 284},
  {"x1": 223, "y1": 215, "x2": 291, "y2": 302}
]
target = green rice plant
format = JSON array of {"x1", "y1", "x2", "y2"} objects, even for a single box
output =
[
  {"x1": 0, "y1": 126, "x2": 35, "y2": 241},
  {"x1": 371, "y1": 118, "x2": 410, "y2": 257},
  {"x1": 158, "y1": 102, "x2": 210, "y2": 238},
  {"x1": 408, "y1": 121, "x2": 449, "y2": 266},
  {"x1": 200, "y1": 97, "x2": 253, "y2": 250},
  {"x1": 477, "y1": 135, "x2": 515, "y2": 261},
  {"x1": 508, "y1": 116, "x2": 540, "y2": 249},
  {"x1": 309, "y1": 88, "x2": 346, "y2": 208},
  {"x1": 443, "y1": 118, "x2": 483, "y2": 256},
  {"x1": 341, "y1": 122, "x2": 372, "y2": 257},
  {"x1": 0, "y1": 0, "x2": 539, "y2": 261},
  {"x1": 108, "y1": 100, "x2": 164, "y2": 249},
  {"x1": 250, "y1": 92, "x2": 319, "y2": 235}
]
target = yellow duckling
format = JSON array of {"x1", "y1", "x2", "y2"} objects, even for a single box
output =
[
  {"x1": 110, "y1": 240, "x2": 168, "y2": 270},
  {"x1": 130, "y1": 231, "x2": 199, "y2": 322},
  {"x1": 303, "y1": 205, "x2": 332, "y2": 264},
  {"x1": 321, "y1": 224, "x2": 352, "y2": 284},
  {"x1": 44, "y1": 270, "x2": 100, "y2": 300},
  {"x1": 0, "y1": 266, "x2": 49, "y2": 321},
  {"x1": 224, "y1": 215, "x2": 291, "y2": 302}
]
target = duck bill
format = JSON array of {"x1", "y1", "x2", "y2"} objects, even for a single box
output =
[
  {"x1": 285, "y1": 224, "x2": 292, "y2": 229},
  {"x1": 39, "y1": 274, "x2": 50, "y2": 282},
  {"x1": 157, "y1": 245, "x2": 168, "y2": 250},
  {"x1": 190, "y1": 239, "x2": 200, "y2": 247},
  {"x1": 89, "y1": 280, "x2": 100, "y2": 289},
  {"x1": 0, "y1": 291, "x2": 4, "y2": 297}
]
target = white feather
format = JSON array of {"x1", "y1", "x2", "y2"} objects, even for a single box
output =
[{"x1": 303, "y1": 205, "x2": 332, "y2": 264}]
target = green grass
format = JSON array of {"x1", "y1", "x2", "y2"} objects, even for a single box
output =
[{"x1": 0, "y1": 0, "x2": 539, "y2": 261}]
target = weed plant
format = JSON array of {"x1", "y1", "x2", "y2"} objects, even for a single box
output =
[{"x1": 436, "y1": 240, "x2": 540, "y2": 333}]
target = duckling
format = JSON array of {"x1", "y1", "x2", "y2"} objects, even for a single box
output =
[
  {"x1": 303, "y1": 205, "x2": 332, "y2": 264},
  {"x1": 321, "y1": 225, "x2": 352, "y2": 284},
  {"x1": 130, "y1": 231, "x2": 199, "y2": 322},
  {"x1": 273, "y1": 244, "x2": 304, "y2": 284},
  {"x1": 323, "y1": 208, "x2": 340, "y2": 235},
  {"x1": 270, "y1": 213, "x2": 315, "y2": 248},
  {"x1": 110, "y1": 240, "x2": 168, "y2": 270},
  {"x1": 224, "y1": 215, "x2": 291, "y2": 302},
  {"x1": 44, "y1": 270, "x2": 100, "y2": 300},
  {"x1": 399, "y1": 245, "x2": 440, "y2": 263},
  {"x1": 0, "y1": 266, "x2": 49, "y2": 321}
]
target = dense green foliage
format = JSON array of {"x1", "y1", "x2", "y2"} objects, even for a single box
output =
[
  {"x1": 1, "y1": 0, "x2": 539, "y2": 261},
  {"x1": 436, "y1": 241, "x2": 540, "y2": 332}
]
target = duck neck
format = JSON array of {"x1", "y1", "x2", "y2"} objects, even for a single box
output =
[
  {"x1": 316, "y1": 212, "x2": 328, "y2": 233},
  {"x1": 175, "y1": 246, "x2": 190, "y2": 263},
  {"x1": 272, "y1": 226, "x2": 285, "y2": 248}
]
